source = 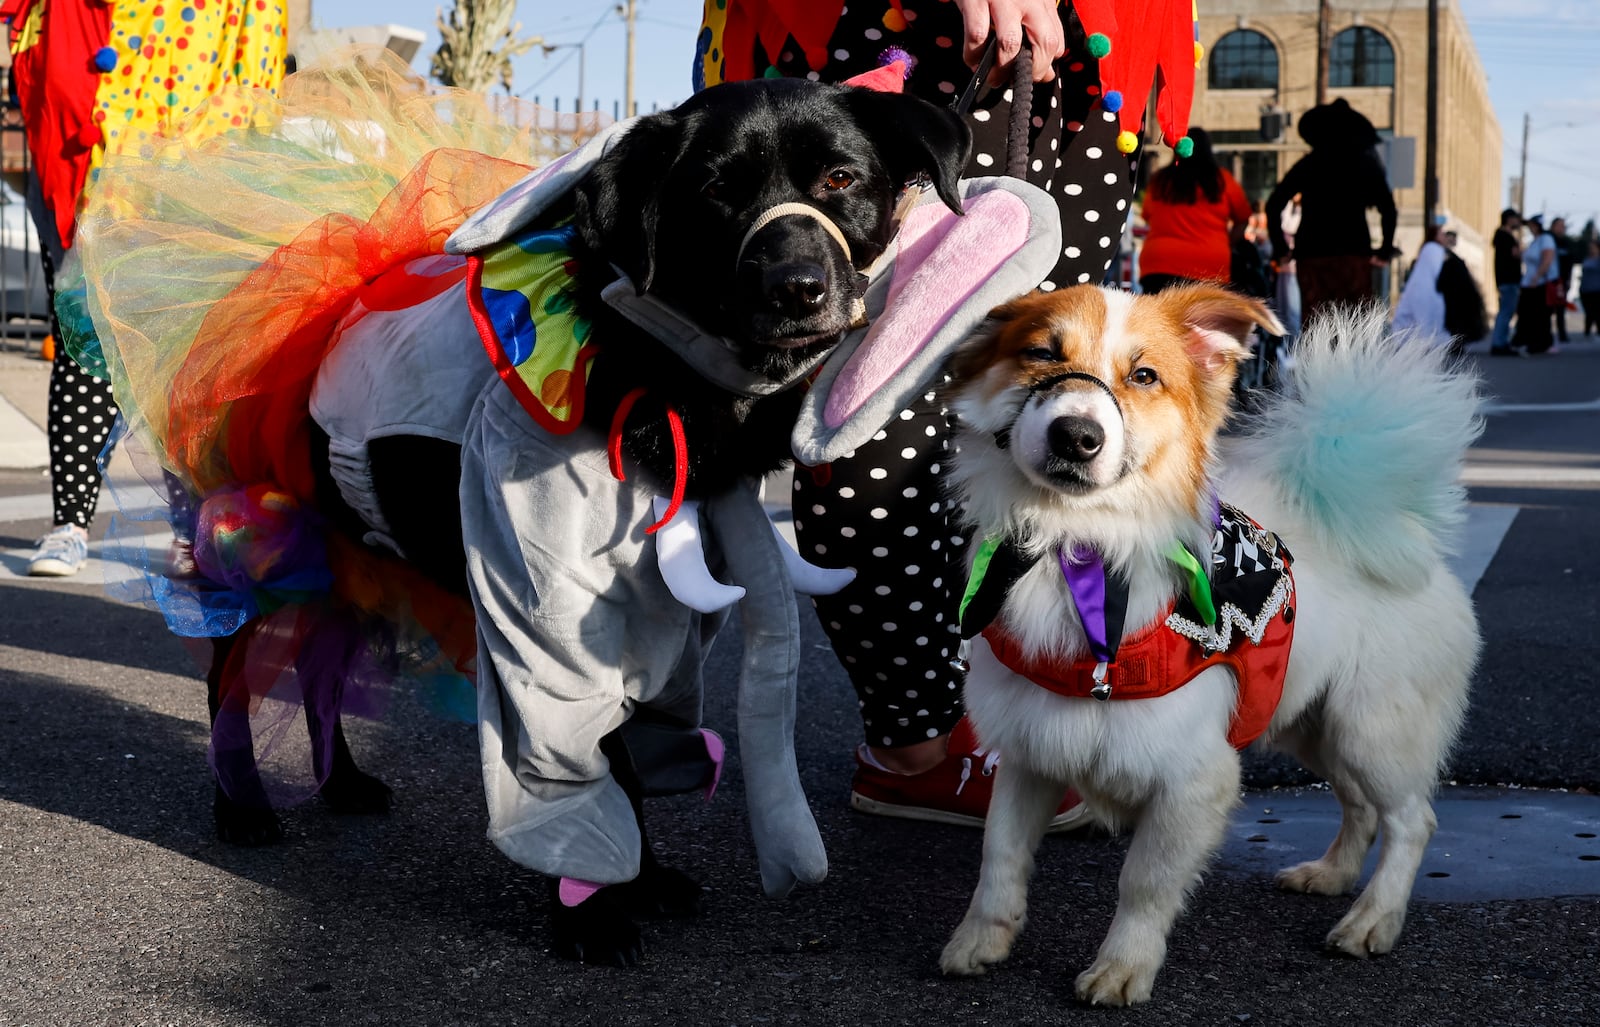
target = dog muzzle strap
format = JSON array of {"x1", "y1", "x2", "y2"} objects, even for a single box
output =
[
  {"x1": 993, "y1": 371, "x2": 1122, "y2": 450},
  {"x1": 736, "y1": 202, "x2": 853, "y2": 267}
]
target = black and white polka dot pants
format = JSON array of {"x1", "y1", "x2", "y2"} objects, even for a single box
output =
[
  {"x1": 41, "y1": 245, "x2": 120, "y2": 531},
  {"x1": 793, "y1": 390, "x2": 964, "y2": 748},
  {"x1": 763, "y1": 1, "x2": 1139, "y2": 748}
]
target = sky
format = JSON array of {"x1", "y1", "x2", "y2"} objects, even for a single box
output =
[{"x1": 314, "y1": 0, "x2": 1600, "y2": 226}]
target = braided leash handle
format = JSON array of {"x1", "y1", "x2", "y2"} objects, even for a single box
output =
[
  {"x1": 1004, "y1": 46, "x2": 1034, "y2": 180},
  {"x1": 951, "y1": 33, "x2": 1037, "y2": 183}
]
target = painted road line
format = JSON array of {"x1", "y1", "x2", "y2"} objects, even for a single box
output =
[
  {"x1": 1484, "y1": 398, "x2": 1600, "y2": 414},
  {"x1": 1448, "y1": 504, "x2": 1518, "y2": 596},
  {"x1": 1460, "y1": 465, "x2": 1600, "y2": 486}
]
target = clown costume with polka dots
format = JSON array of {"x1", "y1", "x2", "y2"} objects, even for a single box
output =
[
  {"x1": 698, "y1": 0, "x2": 1201, "y2": 827},
  {"x1": 7, "y1": 0, "x2": 288, "y2": 576}
]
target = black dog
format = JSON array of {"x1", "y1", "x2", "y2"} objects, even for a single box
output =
[{"x1": 206, "y1": 77, "x2": 972, "y2": 964}]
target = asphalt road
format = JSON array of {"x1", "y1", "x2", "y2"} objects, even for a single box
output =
[{"x1": 2, "y1": 339, "x2": 1598, "y2": 1026}]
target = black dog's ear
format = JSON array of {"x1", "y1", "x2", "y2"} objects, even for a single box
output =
[
  {"x1": 574, "y1": 112, "x2": 685, "y2": 293},
  {"x1": 842, "y1": 87, "x2": 973, "y2": 215}
]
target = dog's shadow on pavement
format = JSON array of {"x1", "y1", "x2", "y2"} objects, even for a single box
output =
[{"x1": 0, "y1": 579, "x2": 200, "y2": 677}]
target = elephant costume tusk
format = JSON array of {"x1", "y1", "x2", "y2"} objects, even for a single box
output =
[
  {"x1": 652, "y1": 497, "x2": 747, "y2": 613},
  {"x1": 770, "y1": 519, "x2": 855, "y2": 596}
]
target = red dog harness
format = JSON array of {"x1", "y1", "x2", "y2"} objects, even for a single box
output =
[
  {"x1": 959, "y1": 503, "x2": 1295, "y2": 750},
  {"x1": 981, "y1": 594, "x2": 1294, "y2": 749}
]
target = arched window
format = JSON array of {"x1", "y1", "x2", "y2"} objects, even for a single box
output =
[
  {"x1": 1330, "y1": 27, "x2": 1395, "y2": 87},
  {"x1": 1207, "y1": 30, "x2": 1279, "y2": 90}
]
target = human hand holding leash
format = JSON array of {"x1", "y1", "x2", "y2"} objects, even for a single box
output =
[{"x1": 954, "y1": 0, "x2": 1066, "y2": 84}]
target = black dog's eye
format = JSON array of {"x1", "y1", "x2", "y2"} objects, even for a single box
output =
[
  {"x1": 703, "y1": 178, "x2": 726, "y2": 201},
  {"x1": 1021, "y1": 347, "x2": 1056, "y2": 362},
  {"x1": 824, "y1": 168, "x2": 855, "y2": 191},
  {"x1": 1129, "y1": 367, "x2": 1160, "y2": 386}
]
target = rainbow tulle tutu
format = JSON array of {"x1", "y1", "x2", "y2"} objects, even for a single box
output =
[{"x1": 75, "y1": 50, "x2": 605, "y2": 802}]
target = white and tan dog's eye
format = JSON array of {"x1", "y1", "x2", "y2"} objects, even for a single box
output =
[
  {"x1": 1129, "y1": 366, "x2": 1160, "y2": 386},
  {"x1": 1021, "y1": 346, "x2": 1056, "y2": 362}
]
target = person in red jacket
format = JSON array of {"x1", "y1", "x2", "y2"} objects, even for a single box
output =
[{"x1": 1137, "y1": 127, "x2": 1251, "y2": 294}]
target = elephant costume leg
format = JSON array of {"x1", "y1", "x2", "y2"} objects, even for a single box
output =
[{"x1": 704, "y1": 484, "x2": 829, "y2": 897}]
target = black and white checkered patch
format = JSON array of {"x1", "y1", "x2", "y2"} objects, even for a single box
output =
[{"x1": 1211, "y1": 502, "x2": 1289, "y2": 580}]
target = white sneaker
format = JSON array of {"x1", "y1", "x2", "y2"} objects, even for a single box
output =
[{"x1": 27, "y1": 524, "x2": 90, "y2": 577}]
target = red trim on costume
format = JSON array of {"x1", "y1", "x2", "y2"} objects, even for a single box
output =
[
  {"x1": 608, "y1": 386, "x2": 649, "y2": 480},
  {"x1": 981, "y1": 600, "x2": 1294, "y2": 750},
  {"x1": 605, "y1": 386, "x2": 688, "y2": 536},
  {"x1": 7, "y1": 0, "x2": 115, "y2": 248},
  {"x1": 652, "y1": 405, "x2": 689, "y2": 535},
  {"x1": 465, "y1": 255, "x2": 597, "y2": 436}
]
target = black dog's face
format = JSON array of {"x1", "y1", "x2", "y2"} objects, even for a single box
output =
[{"x1": 575, "y1": 79, "x2": 972, "y2": 377}]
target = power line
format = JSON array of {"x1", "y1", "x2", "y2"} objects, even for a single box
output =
[{"x1": 518, "y1": 7, "x2": 615, "y2": 97}]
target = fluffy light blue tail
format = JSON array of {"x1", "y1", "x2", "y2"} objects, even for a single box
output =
[{"x1": 1234, "y1": 306, "x2": 1484, "y2": 590}]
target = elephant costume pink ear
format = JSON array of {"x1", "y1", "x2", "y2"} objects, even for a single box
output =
[{"x1": 790, "y1": 176, "x2": 1065, "y2": 466}]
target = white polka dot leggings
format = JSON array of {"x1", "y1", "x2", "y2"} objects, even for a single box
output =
[{"x1": 779, "y1": 1, "x2": 1138, "y2": 747}]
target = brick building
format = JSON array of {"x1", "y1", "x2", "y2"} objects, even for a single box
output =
[{"x1": 1189, "y1": 0, "x2": 1502, "y2": 289}]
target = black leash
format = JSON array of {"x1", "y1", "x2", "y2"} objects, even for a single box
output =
[{"x1": 950, "y1": 33, "x2": 1036, "y2": 181}]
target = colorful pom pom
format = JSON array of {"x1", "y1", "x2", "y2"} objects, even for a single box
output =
[
  {"x1": 1087, "y1": 33, "x2": 1112, "y2": 59},
  {"x1": 882, "y1": 5, "x2": 907, "y2": 33},
  {"x1": 1194, "y1": 41, "x2": 1205, "y2": 67},
  {"x1": 93, "y1": 46, "x2": 118, "y2": 73},
  {"x1": 1102, "y1": 89, "x2": 1124, "y2": 113},
  {"x1": 879, "y1": 45, "x2": 917, "y2": 77},
  {"x1": 1116, "y1": 130, "x2": 1140, "y2": 154},
  {"x1": 1174, "y1": 135, "x2": 1195, "y2": 158}
]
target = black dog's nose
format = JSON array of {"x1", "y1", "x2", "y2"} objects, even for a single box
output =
[
  {"x1": 763, "y1": 263, "x2": 828, "y2": 318},
  {"x1": 1047, "y1": 416, "x2": 1104, "y2": 462}
]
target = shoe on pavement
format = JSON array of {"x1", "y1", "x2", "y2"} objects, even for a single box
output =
[
  {"x1": 1487, "y1": 347, "x2": 1522, "y2": 357},
  {"x1": 27, "y1": 524, "x2": 90, "y2": 577},
  {"x1": 850, "y1": 716, "x2": 1091, "y2": 833}
]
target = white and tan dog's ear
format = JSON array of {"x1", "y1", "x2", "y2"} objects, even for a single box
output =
[{"x1": 1162, "y1": 286, "x2": 1285, "y2": 375}]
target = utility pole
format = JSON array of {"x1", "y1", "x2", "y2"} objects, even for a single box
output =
[
  {"x1": 1315, "y1": 0, "x2": 1332, "y2": 106},
  {"x1": 1517, "y1": 112, "x2": 1530, "y2": 213},
  {"x1": 623, "y1": 0, "x2": 637, "y2": 118},
  {"x1": 1423, "y1": 0, "x2": 1439, "y2": 231}
]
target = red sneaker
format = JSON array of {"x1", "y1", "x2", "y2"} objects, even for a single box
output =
[{"x1": 849, "y1": 717, "x2": 1091, "y2": 833}]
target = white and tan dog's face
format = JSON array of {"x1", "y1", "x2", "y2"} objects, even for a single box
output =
[{"x1": 949, "y1": 285, "x2": 1283, "y2": 530}]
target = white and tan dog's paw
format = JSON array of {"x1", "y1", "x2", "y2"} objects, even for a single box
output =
[
  {"x1": 1074, "y1": 956, "x2": 1159, "y2": 1007},
  {"x1": 939, "y1": 915, "x2": 1021, "y2": 977},
  {"x1": 1276, "y1": 859, "x2": 1358, "y2": 896},
  {"x1": 1325, "y1": 903, "x2": 1406, "y2": 958}
]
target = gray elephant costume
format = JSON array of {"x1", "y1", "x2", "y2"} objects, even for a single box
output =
[{"x1": 84, "y1": 104, "x2": 1063, "y2": 895}]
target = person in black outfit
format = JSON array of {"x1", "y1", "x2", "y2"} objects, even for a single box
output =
[
  {"x1": 1488, "y1": 208, "x2": 1523, "y2": 355},
  {"x1": 1265, "y1": 99, "x2": 1399, "y2": 330},
  {"x1": 1550, "y1": 217, "x2": 1575, "y2": 343}
]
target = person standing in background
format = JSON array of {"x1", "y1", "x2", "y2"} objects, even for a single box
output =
[
  {"x1": 8, "y1": 0, "x2": 290, "y2": 575},
  {"x1": 1580, "y1": 239, "x2": 1600, "y2": 338},
  {"x1": 1550, "y1": 216, "x2": 1575, "y2": 344},
  {"x1": 1273, "y1": 192, "x2": 1303, "y2": 341},
  {"x1": 1265, "y1": 98, "x2": 1398, "y2": 329},
  {"x1": 1391, "y1": 225, "x2": 1450, "y2": 347},
  {"x1": 1436, "y1": 228, "x2": 1487, "y2": 354},
  {"x1": 1488, "y1": 208, "x2": 1523, "y2": 356},
  {"x1": 1512, "y1": 214, "x2": 1559, "y2": 355},
  {"x1": 1136, "y1": 127, "x2": 1251, "y2": 295}
]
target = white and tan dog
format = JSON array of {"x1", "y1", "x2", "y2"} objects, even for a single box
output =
[{"x1": 937, "y1": 285, "x2": 1482, "y2": 1006}]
